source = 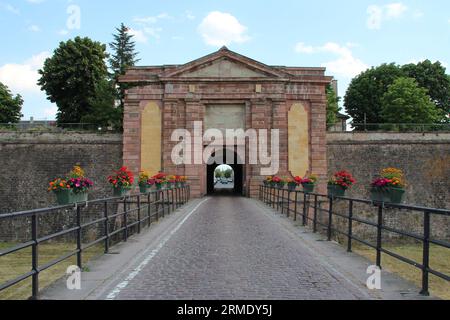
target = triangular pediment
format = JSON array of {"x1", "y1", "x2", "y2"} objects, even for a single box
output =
[
  {"x1": 178, "y1": 57, "x2": 269, "y2": 78},
  {"x1": 162, "y1": 47, "x2": 289, "y2": 79}
]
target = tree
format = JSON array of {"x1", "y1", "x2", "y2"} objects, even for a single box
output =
[
  {"x1": 224, "y1": 169, "x2": 233, "y2": 179},
  {"x1": 38, "y1": 37, "x2": 109, "y2": 125},
  {"x1": 326, "y1": 84, "x2": 341, "y2": 127},
  {"x1": 401, "y1": 60, "x2": 450, "y2": 122},
  {"x1": 80, "y1": 80, "x2": 121, "y2": 128},
  {"x1": 0, "y1": 82, "x2": 23, "y2": 123},
  {"x1": 380, "y1": 77, "x2": 441, "y2": 130},
  {"x1": 109, "y1": 23, "x2": 140, "y2": 127},
  {"x1": 344, "y1": 63, "x2": 404, "y2": 130}
]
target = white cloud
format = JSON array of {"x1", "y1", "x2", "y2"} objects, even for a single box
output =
[
  {"x1": 58, "y1": 29, "x2": 69, "y2": 35},
  {"x1": 198, "y1": 11, "x2": 250, "y2": 47},
  {"x1": 185, "y1": 11, "x2": 195, "y2": 20},
  {"x1": 385, "y1": 3, "x2": 408, "y2": 18},
  {"x1": 294, "y1": 42, "x2": 368, "y2": 78},
  {"x1": 28, "y1": 25, "x2": 41, "y2": 32},
  {"x1": 366, "y1": 2, "x2": 408, "y2": 30},
  {"x1": 0, "y1": 51, "x2": 50, "y2": 94},
  {"x1": 134, "y1": 13, "x2": 170, "y2": 25},
  {"x1": 294, "y1": 42, "x2": 315, "y2": 54},
  {"x1": 128, "y1": 28, "x2": 149, "y2": 43},
  {"x1": 130, "y1": 13, "x2": 169, "y2": 43},
  {"x1": 3, "y1": 3, "x2": 20, "y2": 14},
  {"x1": 367, "y1": 5, "x2": 383, "y2": 29}
]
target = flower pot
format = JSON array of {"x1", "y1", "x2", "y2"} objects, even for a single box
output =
[
  {"x1": 388, "y1": 187, "x2": 405, "y2": 204},
  {"x1": 54, "y1": 190, "x2": 88, "y2": 205},
  {"x1": 54, "y1": 189, "x2": 71, "y2": 205},
  {"x1": 113, "y1": 186, "x2": 131, "y2": 197},
  {"x1": 287, "y1": 184, "x2": 297, "y2": 192},
  {"x1": 328, "y1": 185, "x2": 346, "y2": 198},
  {"x1": 72, "y1": 192, "x2": 88, "y2": 203},
  {"x1": 139, "y1": 184, "x2": 150, "y2": 194},
  {"x1": 370, "y1": 188, "x2": 390, "y2": 203},
  {"x1": 276, "y1": 183, "x2": 285, "y2": 189},
  {"x1": 155, "y1": 183, "x2": 163, "y2": 190},
  {"x1": 302, "y1": 183, "x2": 315, "y2": 193}
]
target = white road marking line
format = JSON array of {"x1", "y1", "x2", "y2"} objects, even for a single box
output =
[{"x1": 105, "y1": 198, "x2": 210, "y2": 300}]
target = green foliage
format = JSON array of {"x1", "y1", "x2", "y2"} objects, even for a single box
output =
[
  {"x1": 38, "y1": 36, "x2": 109, "y2": 125},
  {"x1": 401, "y1": 60, "x2": 450, "y2": 121},
  {"x1": 215, "y1": 170, "x2": 223, "y2": 178},
  {"x1": 81, "y1": 80, "x2": 121, "y2": 129},
  {"x1": 0, "y1": 82, "x2": 23, "y2": 123},
  {"x1": 344, "y1": 63, "x2": 404, "y2": 130},
  {"x1": 224, "y1": 169, "x2": 233, "y2": 179},
  {"x1": 109, "y1": 23, "x2": 140, "y2": 129},
  {"x1": 380, "y1": 77, "x2": 441, "y2": 131},
  {"x1": 345, "y1": 60, "x2": 450, "y2": 129},
  {"x1": 326, "y1": 84, "x2": 341, "y2": 127}
]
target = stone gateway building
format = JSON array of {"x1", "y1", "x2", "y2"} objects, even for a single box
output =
[{"x1": 120, "y1": 47, "x2": 332, "y2": 198}]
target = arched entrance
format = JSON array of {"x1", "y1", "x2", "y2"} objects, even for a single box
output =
[{"x1": 207, "y1": 148, "x2": 244, "y2": 195}]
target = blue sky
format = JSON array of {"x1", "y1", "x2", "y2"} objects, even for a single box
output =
[{"x1": 0, "y1": 0, "x2": 449, "y2": 120}]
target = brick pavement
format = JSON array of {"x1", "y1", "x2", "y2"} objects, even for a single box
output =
[{"x1": 101, "y1": 195, "x2": 370, "y2": 300}]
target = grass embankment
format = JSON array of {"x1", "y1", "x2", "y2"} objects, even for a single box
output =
[
  {"x1": 0, "y1": 242, "x2": 103, "y2": 300},
  {"x1": 353, "y1": 244, "x2": 450, "y2": 300}
]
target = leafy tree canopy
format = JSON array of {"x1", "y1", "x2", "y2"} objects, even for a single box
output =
[
  {"x1": 401, "y1": 60, "x2": 450, "y2": 119},
  {"x1": 81, "y1": 80, "x2": 121, "y2": 129},
  {"x1": 344, "y1": 63, "x2": 404, "y2": 129},
  {"x1": 344, "y1": 60, "x2": 449, "y2": 129},
  {"x1": 380, "y1": 77, "x2": 441, "y2": 130},
  {"x1": 38, "y1": 36, "x2": 109, "y2": 124},
  {"x1": 0, "y1": 82, "x2": 23, "y2": 123}
]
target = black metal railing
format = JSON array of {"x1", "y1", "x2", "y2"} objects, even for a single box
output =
[
  {"x1": 259, "y1": 185, "x2": 450, "y2": 296},
  {"x1": 0, "y1": 185, "x2": 190, "y2": 300}
]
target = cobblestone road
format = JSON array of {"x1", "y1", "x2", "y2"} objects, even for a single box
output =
[{"x1": 103, "y1": 196, "x2": 369, "y2": 300}]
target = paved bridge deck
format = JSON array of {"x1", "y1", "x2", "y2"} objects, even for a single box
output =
[{"x1": 42, "y1": 196, "x2": 428, "y2": 300}]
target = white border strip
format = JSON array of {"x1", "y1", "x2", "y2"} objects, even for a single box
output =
[{"x1": 105, "y1": 198, "x2": 210, "y2": 300}]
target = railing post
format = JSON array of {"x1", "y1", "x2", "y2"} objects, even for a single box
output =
[
  {"x1": 162, "y1": 189, "x2": 166, "y2": 218},
  {"x1": 272, "y1": 187, "x2": 275, "y2": 208},
  {"x1": 31, "y1": 213, "x2": 39, "y2": 300},
  {"x1": 148, "y1": 193, "x2": 152, "y2": 227},
  {"x1": 104, "y1": 201, "x2": 109, "y2": 254},
  {"x1": 420, "y1": 210, "x2": 430, "y2": 296},
  {"x1": 76, "y1": 205, "x2": 82, "y2": 268},
  {"x1": 313, "y1": 195, "x2": 318, "y2": 233},
  {"x1": 123, "y1": 196, "x2": 128, "y2": 242},
  {"x1": 276, "y1": 188, "x2": 280, "y2": 211},
  {"x1": 137, "y1": 195, "x2": 141, "y2": 234},
  {"x1": 172, "y1": 188, "x2": 175, "y2": 213},
  {"x1": 327, "y1": 197, "x2": 333, "y2": 241},
  {"x1": 303, "y1": 193, "x2": 307, "y2": 226},
  {"x1": 156, "y1": 191, "x2": 160, "y2": 221},
  {"x1": 376, "y1": 205, "x2": 383, "y2": 268},
  {"x1": 294, "y1": 191, "x2": 298, "y2": 221},
  {"x1": 347, "y1": 200, "x2": 353, "y2": 253},
  {"x1": 287, "y1": 190, "x2": 291, "y2": 218}
]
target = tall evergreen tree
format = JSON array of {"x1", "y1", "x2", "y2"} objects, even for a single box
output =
[
  {"x1": 109, "y1": 23, "x2": 140, "y2": 121},
  {"x1": 326, "y1": 84, "x2": 341, "y2": 128}
]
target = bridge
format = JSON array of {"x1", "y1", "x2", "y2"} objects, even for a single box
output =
[{"x1": 1, "y1": 185, "x2": 448, "y2": 300}]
